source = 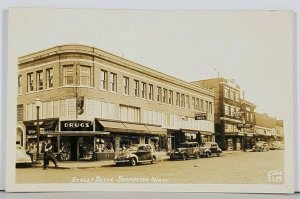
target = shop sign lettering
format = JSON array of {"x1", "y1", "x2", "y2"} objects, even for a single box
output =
[{"x1": 61, "y1": 121, "x2": 93, "y2": 131}]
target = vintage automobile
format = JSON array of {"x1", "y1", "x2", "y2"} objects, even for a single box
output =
[
  {"x1": 269, "y1": 141, "x2": 284, "y2": 150},
  {"x1": 169, "y1": 142, "x2": 201, "y2": 160},
  {"x1": 114, "y1": 144, "x2": 157, "y2": 166},
  {"x1": 16, "y1": 145, "x2": 32, "y2": 164},
  {"x1": 200, "y1": 142, "x2": 222, "y2": 158},
  {"x1": 252, "y1": 141, "x2": 270, "y2": 152}
]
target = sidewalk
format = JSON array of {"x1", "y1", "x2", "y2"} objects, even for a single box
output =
[{"x1": 32, "y1": 152, "x2": 170, "y2": 169}]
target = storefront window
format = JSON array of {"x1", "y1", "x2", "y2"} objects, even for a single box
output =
[{"x1": 95, "y1": 137, "x2": 114, "y2": 152}]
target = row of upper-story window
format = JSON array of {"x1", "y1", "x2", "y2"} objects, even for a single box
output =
[
  {"x1": 19, "y1": 65, "x2": 213, "y2": 113},
  {"x1": 19, "y1": 68, "x2": 54, "y2": 93},
  {"x1": 224, "y1": 86, "x2": 240, "y2": 102},
  {"x1": 224, "y1": 103, "x2": 253, "y2": 122}
]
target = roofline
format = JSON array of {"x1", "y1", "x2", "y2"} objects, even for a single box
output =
[{"x1": 18, "y1": 44, "x2": 215, "y2": 97}]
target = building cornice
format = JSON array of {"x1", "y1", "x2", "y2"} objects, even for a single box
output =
[{"x1": 18, "y1": 44, "x2": 214, "y2": 97}]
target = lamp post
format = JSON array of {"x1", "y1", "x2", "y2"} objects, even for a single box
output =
[{"x1": 35, "y1": 96, "x2": 42, "y2": 162}]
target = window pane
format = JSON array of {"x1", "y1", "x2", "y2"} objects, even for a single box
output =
[
  {"x1": 63, "y1": 66, "x2": 74, "y2": 85},
  {"x1": 80, "y1": 66, "x2": 91, "y2": 86}
]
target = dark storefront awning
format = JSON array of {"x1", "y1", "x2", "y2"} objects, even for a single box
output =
[
  {"x1": 180, "y1": 129, "x2": 200, "y2": 134},
  {"x1": 96, "y1": 119, "x2": 166, "y2": 135},
  {"x1": 23, "y1": 118, "x2": 59, "y2": 133}
]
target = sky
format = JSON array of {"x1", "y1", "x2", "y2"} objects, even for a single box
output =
[{"x1": 9, "y1": 8, "x2": 294, "y2": 121}]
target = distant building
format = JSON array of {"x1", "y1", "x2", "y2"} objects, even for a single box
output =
[
  {"x1": 192, "y1": 77, "x2": 244, "y2": 151},
  {"x1": 16, "y1": 44, "x2": 215, "y2": 161},
  {"x1": 254, "y1": 112, "x2": 277, "y2": 142}
]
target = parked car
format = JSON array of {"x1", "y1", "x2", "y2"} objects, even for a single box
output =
[
  {"x1": 252, "y1": 141, "x2": 270, "y2": 152},
  {"x1": 16, "y1": 145, "x2": 32, "y2": 164},
  {"x1": 170, "y1": 142, "x2": 201, "y2": 160},
  {"x1": 200, "y1": 142, "x2": 222, "y2": 158},
  {"x1": 114, "y1": 144, "x2": 157, "y2": 166},
  {"x1": 269, "y1": 141, "x2": 284, "y2": 150}
]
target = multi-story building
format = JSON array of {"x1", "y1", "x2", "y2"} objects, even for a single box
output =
[
  {"x1": 240, "y1": 99, "x2": 256, "y2": 149},
  {"x1": 254, "y1": 112, "x2": 276, "y2": 142},
  {"x1": 16, "y1": 44, "x2": 215, "y2": 161},
  {"x1": 192, "y1": 78, "x2": 243, "y2": 151}
]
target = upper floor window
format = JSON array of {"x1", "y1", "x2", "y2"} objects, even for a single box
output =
[
  {"x1": 63, "y1": 66, "x2": 74, "y2": 85},
  {"x1": 192, "y1": 97, "x2": 195, "y2": 110},
  {"x1": 27, "y1": 73, "x2": 34, "y2": 92},
  {"x1": 100, "y1": 70, "x2": 108, "y2": 90},
  {"x1": 230, "y1": 106, "x2": 234, "y2": 116},
  {"x1": 200, "y1": 99, "x2": 204, "y2": 111},
  {"x1": 157, "y1": 87, "x2": 162, "y2": 102},
  {"x1": 80, "y1": 66, "x2": 91, "y2": 86},
  {"x1": 181, "y1": 94, "x2": 185, "y2": 108},
  {"x1": 123, "y1": 76, "x2": 129, "y2": 95},
  {"x1": 17, "y1": 104, "x2": 23, "y2": 121},
  {"x1": 141, "y1": 82, "x2": 147, "y2": 99},
  {"x1": 168, "y1": 90, "x2": 173, "y2": 105},
  {"x1": 204, "y1": 101, "x2": 208, "y2": 112},
  {"x1": 110, "y1": 73, "x2": 117, "y2": 92},
  {"x1": 195, "y1": 98, "x2": 199, "y2": 110},
  {"x1": 224, "y1": 87, "x2": 229, "y2": 98},
  {"x1": 149, "y1": 84, "x2": 153, "y2": 100},
  {"x1": 36, "y1": 70, "x2": 43, "y2": 90},
  {"x1": 224, "y1": 105, "x2": 230, "y2": 116},
  {"x1": 235, "y1": 92, "x2": 240, "y2": 102},
  {"x1": 208, "y1": 102, "x2": 213, "y2": 114},
  {"x1": 18, "y1": 75, "x2": 22, "y2": 94},
  {"x1": 46, "y1": 68, "x2": 53, "y2": 89},
  {"x1": 163, "y1": 88, "x2": 167, "y2": 103},
  {"x1": 134, "y1": 80, "x2": 139, "y2": 97},
  {"x1": 186, "y1": 95, "x2": 190, "y2": 109},
  {"x1": 176, "y1": 92, "x2": 180, "y2": 106},
  {"x1": 230, "y1": 90, "x2": 235, "y2": 100}
]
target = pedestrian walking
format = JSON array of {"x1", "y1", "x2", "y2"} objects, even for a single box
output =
[
  {"x1": 42, "y1": 141, "x2": 49, "y2": 170},
  {"x1": 46, "y1": 143, "x2": 59, "y2": 168}
]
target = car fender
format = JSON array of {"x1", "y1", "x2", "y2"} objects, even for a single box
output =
[{"x1": 129, "y1": 154, "x2": 139, "y2": 162}]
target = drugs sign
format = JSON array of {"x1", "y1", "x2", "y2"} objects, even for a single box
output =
[{"x1": 195, "y1": 113, "x2": 207, "y2": 120}]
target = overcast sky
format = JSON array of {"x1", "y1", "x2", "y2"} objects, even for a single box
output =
[{"x1": 9, "y1": 8, "x2": 294, "y2": 121}]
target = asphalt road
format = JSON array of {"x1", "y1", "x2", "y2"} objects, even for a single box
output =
[{"x1": 16, "y1": 150, "x2": 284, "y2": 184}]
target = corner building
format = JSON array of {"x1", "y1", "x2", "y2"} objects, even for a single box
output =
[{"x1": 17, "y1": 44, "x2": 215, "y2": 161}]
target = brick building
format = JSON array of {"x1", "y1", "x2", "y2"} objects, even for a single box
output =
[
  {"x1": 240, "y1": 99, "x2": 256, "y2": 149},
  {"x1": 192, "y1": 77, "x2": 243, "y2": 150},
  {"x1": 16, "y1": 44, "x2": 215, "y2": 161}
]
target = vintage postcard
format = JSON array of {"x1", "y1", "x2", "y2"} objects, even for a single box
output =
[{"x1": 6, "y1": 8, "x2": 295, "y2": 193}]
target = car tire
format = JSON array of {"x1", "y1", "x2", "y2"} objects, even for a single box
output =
[
  {"x1": 130, "y1": 158, "x2": 137, "y2": 166},
  {"x1": 206, "y1": 152, "x2": 210, "y2": 158},
  {"x1": 216, "y1": 152, "x2": 221, "y2": 157},
  {"x1": 182, "y1": 154, "x2": 187, "y2": 161},
  {"x1": 151, "y1": 156, "x2": 157, "y2": 164}
]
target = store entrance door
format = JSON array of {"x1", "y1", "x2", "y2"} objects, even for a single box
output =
[{"x1": 70, "y1": 136, "x2": 78, "y2": 161}]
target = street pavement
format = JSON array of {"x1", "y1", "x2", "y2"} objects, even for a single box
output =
[{"x1": 16, "y1": 150, "x2": 284, "y2": 184}]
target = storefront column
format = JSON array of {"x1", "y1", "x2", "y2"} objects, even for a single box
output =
[{"x1": 114, "y1": 136, "x2": 120, "y2": 152}]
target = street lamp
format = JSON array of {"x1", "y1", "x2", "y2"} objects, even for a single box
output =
[{"x1": 35, "y1": 96, "x2": 42, "y2": 162}]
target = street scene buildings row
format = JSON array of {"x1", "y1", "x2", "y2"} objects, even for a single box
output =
[{"x1": 16, "y1": 44, "x2": 284, "y2": 161}]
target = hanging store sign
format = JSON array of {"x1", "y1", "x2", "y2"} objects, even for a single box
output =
[
  {"x1": 195, "y1": 113, "x2": 207, "y2": 120},
  {"x1": 61, "y1": 120, "x2": 93, "y2": 131}
]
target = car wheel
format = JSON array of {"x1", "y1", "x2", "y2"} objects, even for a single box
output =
[
  {"x1": 130, "y1": 158, "x2": 137, "y2": 166},
  {"x1": 151, "y1": 156, "x2": 157, "y2": 164},
  {"x1": 217, "y1": 152, "x2": 221, "y2": 157},
  {"x1": 195, "y1": 153, "x2": 200, "y2": 159},
  {"x1": 206, "y1": 152, "x2": 210, "y2": 158},
  {"x1": 182, "y1": 154, "x2": 187, "y2": 161}
]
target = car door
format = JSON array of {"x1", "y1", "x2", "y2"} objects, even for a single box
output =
[
  {"x1": 136, "y1": 146, "x2": 147, "y2": 161},
  {"x1": 144, "y1": 145, "x2": 152, "y2": 160}
]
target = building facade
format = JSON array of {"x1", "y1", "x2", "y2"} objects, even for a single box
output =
[
  {"x1": 275, "y1": 120, "x2": 284, "y2": 143},
  {"x1": 254, "y1": 112, "x2": 277, "y2": 142},
  {"x1": 17, "y1": 44, "x2": 215, "y2": 161},
  {"x1": 240, "y1": 99, "x2": 256, "y2": 149},
  {"x1": 192, "y1": 78, "x2": 243, "y2": 151}
]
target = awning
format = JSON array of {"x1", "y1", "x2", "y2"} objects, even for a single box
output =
[
  {"x1": 180, "y1": 129, "x2": 200, "y2": 134},
  {"x1": 99, "y1": 120, "x2": 127, "y2": 132},
  {"x1": 200, "y1": 131, "x2": 214, "y2": 136},
  {"x1": 23, "y1": 118, "x2": 59, "y2": 133},
  {"x1": 123, "y1": 123, "x2": 149, "y2": 133},
  {"x1": 96, "y1": 119, "x2": 166, "y2": 135},
  {"x1": 145, "y1": 125, "x2": 167, "y2": 135}
]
